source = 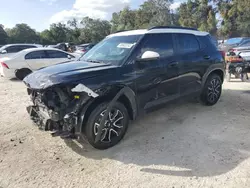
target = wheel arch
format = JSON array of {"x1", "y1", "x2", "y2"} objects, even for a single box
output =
[
  {"x1": 202, "y1": 65, "x2": 225, "y2": 88},
  {"x1": 78, "y1": 86, "x2": 137, "y2": 134},
  {"x1": 15, "y1": 68, "x2": 32, "y2": 80}
]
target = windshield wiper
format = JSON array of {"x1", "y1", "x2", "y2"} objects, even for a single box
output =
[{"x1": 85, "y1": 59, "x2": 104, "y2": 64}]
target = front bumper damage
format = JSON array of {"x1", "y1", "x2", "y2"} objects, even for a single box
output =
[
  {"x1": 26, "y1": 85, "x2": 136, "y2": 143},
  {"x1": 26, "y1": 84, "x2": 97, "y2": 139}
]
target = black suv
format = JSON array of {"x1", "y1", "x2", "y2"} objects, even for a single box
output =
[{"x1": 23, "y1": 27, "x2": 224, "y2": 150}]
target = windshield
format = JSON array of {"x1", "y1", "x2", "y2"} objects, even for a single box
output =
[
  {"x1": 225, "y1": 38, "x2": 244, "y2": 45},
  {"x1": 0, "y1": 45, "x2": 7, "y2": 51},
  {"x1": 80, "y1": 35, "x2": 142, "y2": 65}
]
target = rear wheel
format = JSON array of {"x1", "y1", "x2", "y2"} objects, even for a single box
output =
[
  {"x1": 85, "y1": 102, "x2": 129, "y2": 150},
  {"x1": 200, "y1": 74, "x2": 222, "y2": 106}
]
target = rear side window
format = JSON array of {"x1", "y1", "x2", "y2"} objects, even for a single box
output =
[
  {"x1": 25, "y1": 51, "x2": 47, "y2": 59},
  {"x1": 21, "y1": 45, "x2": 37, "y2": 50},
  {"x1": 176, "y1": 34, "x2": 200, "y2": 53},
  {"x1": 46, "y1": 50, "x2": 68, "y2": 58},
  {"x1": 6, "y1": 46, "x2": 21, "y2": 53},
  {"x1": 139, "y1": 33, "x2": 174, "y2": 58},
  {"x1": 197, "y1": 35, "x2": 218, "y2": 50},
  {"x1": 6, "y1": 45, "x2": 36, "y2": 53}
]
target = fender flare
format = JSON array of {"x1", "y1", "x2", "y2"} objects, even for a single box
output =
[
  {"x1": 76, "y1": 86, "x2": 137, "y2": 137},
  {"x1": 201, "y1": 64, "x2": 225, "y2": 88}
]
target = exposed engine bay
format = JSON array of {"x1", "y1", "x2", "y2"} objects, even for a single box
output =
[{"x1": 27, "y1": 86, "x2": 91, "y2": 138}]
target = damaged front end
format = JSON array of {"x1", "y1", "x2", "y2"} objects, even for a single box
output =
[{"x1": 26, "y1": 84, "x2": 98, "y2": 138}]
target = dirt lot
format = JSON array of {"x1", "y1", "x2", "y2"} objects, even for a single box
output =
[{"x1": 1, "y1": 78, "x2": 250, "y2": 188}]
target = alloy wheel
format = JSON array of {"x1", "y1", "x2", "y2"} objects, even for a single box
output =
[
  {"x1": 207, "y1": 78, "x2": 221, "y2": 103},
  {"x1": 93, "y1": 109, "x2": 124, "y2": 143}
]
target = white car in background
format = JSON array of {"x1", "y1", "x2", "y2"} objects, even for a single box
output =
[
  {"x1": 0, "y1": 48, "x2": 79, "y2": 80},
  {"x1": 0, "y1": 44, "x2": 42, "y2": 58},
  {"x1": 239, "y1": 51, "x2": 250, "y2": 61}
]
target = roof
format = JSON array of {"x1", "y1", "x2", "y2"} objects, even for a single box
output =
[
  {"x1": 2, "y1": 44, "x2": 41, "y2": 47},
  {"x1": 22, "y1": 47, "x2": 65, "y2": 53},
  {"x1": 108, "y1": 28, "x2": 209, "y2": 38}
]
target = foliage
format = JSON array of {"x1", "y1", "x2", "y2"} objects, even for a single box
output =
[
  {"x1": 178, "y1": 0, "x2": 217, "y2": 35},
  {"x1": 1, "y1": 0, "x2": 250, "y2": 45},
  {"x1": 6, "y1": 24, "x2": 40, "y2": 43},
  {"x1": 0, "y1": 24, "x2": 8, "y2": 44}
]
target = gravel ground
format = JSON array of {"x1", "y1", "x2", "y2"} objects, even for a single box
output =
[{"x1": 1, "y1": 77, "x2": 250, "y2": 188}]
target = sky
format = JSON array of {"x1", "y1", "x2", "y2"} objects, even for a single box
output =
[{"x1": 0, "y1": 0, "x2": 183, "y2": 32}]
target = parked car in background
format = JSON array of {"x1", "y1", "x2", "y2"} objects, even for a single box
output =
[
  {"x1": 0, "y1": 48, "x2": 78, "y2": 80},
  {"x1": 219, "y1": 37, "x2": 250, "y2": 53},
  {"x1": 0, "y1": 44, "x2": 41, "y2": 58},
  {"x1": 23, "y1": 26, "x2": 224, "y2": 149},
  {"x1": 229, "y1": 39, "x2": 250, "y2": 55},
  {"x1": 75, "y1": 43, "x2": 95, "y2": 55},
  {"x1": 239, "y1": 51, "x2": 250, "y2": 61}
]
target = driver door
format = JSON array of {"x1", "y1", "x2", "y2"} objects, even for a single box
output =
[{"x1": 133, "y1": 33, "x2": 179, "y2": 110}]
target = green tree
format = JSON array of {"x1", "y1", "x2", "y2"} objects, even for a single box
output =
[
  {"x1": 135, "y1": 0, "x2": 175, "y2": 29},
  {"x1": 46, "y1": 23, "x2": 70, "y2": 44},
  {"x1": 40, "y1": 29, "x2": 53, "y2": 45},
  {"x1": 67, "y1": 18, "x2": 81, "y2": 44},
  {"x1": 0, "y1": 24, "x2": 8, "y2": 44},
  {"x1": 178, "y1": 0, "x2": 217, "y2": 35},
  {"x1": 79, "y1": 17, "x2": 111, "y2": 43},
  {"x1": 7, "y1": 24, "x2": 40, "y2": 43}
]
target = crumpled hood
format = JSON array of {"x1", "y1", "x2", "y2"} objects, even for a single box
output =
[{"x1": 23, "y1": 61, "x2": 118, "y2": 90}]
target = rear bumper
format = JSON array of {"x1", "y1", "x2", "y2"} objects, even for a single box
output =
[{"x1": 0, "y1": 67, "x2": 16, "y2": 79}]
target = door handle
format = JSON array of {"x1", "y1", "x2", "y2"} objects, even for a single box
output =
[
  {"x1": 168, "y1": 61, "x2": 179, "y2": 68},
  {"x1": 153, "y1": 77, "x2": 161, "y2": 84},
  {"x1": 204, "y1": 55, "x2": 211, "y2": 60}
]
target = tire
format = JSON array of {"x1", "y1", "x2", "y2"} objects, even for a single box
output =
[
  {"x1": 15, "y1": 69, "x2": 32, "y2": 80},
  {"x1": 226, "y1": 73, "x2": 231, "y2": 82},
  {"x1": 200, "y1": 74, "x2": 222, "y2": 106},
  {"x1": 85, "y1": 101, "x2": 129, "y2": 150}
]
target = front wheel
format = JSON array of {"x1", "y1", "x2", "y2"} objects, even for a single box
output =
[
  {"x1": 200, "y1": 74, "x2": 222, "y2": 106},
  {"x1": 85, "y1": 102, "x2": 129, "y2": 150}
]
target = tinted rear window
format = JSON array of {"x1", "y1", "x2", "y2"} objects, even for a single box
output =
[
  {"x1": 25, "y1": 51, "x2": 47, "y2": 59},
  {"x1": 176, "y1": 34, "x2": 200, "y2": 53}
]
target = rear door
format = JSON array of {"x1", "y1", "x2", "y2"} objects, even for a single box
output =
[
  {"x1": 174, "y1": 33, "x2": 207, "y2": 96},
  {"x1": 25, "y1": 50, "x2": 48, "y2": 70},
  {"x1": 133, "y1": 33, "x2": 179, "y2": 109},
  {"x1": 46, "y1": 50, "x2": 73, "y2": 65}
]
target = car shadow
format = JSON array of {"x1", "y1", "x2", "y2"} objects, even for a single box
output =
[{"x1": 64, "y1": 89, "x2": 250, "y2": 178}]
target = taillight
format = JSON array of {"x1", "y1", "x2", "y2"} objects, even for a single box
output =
[
  {"x1": 1, "y1": 62, "x2": 9, "y2": 69},
  {"x1": 81, "y1": 49, "x2": 86, "y2": 52}
]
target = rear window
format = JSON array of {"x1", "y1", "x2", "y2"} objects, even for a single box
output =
[
  {"x1": 197, "y1": 35, "x2": 218, "y2": 51},
  {"x1": 176, "y1": 34, "x2": 200, "y2": 53},
  {"x1": 25, "y1": 51, "x2": 47, "y2": 59},
  {"x1": 46, "y1": 50, "x2": 68, "y2": 58}
]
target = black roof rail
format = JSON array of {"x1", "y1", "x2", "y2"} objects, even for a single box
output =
[{"x1": 148, "y1": 26, "x2": 198, "y2": 31}]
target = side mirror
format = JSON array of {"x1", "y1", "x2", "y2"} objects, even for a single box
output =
[
  {"x1": 1, "y1": 50, "x2": 7, "y2": 54},
  {"x1": 137, "y1": 51, "x2": 160, "y2": 62},
  {"x1": 67, "y1": 55, "x2": 72, "y2": 60}
]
